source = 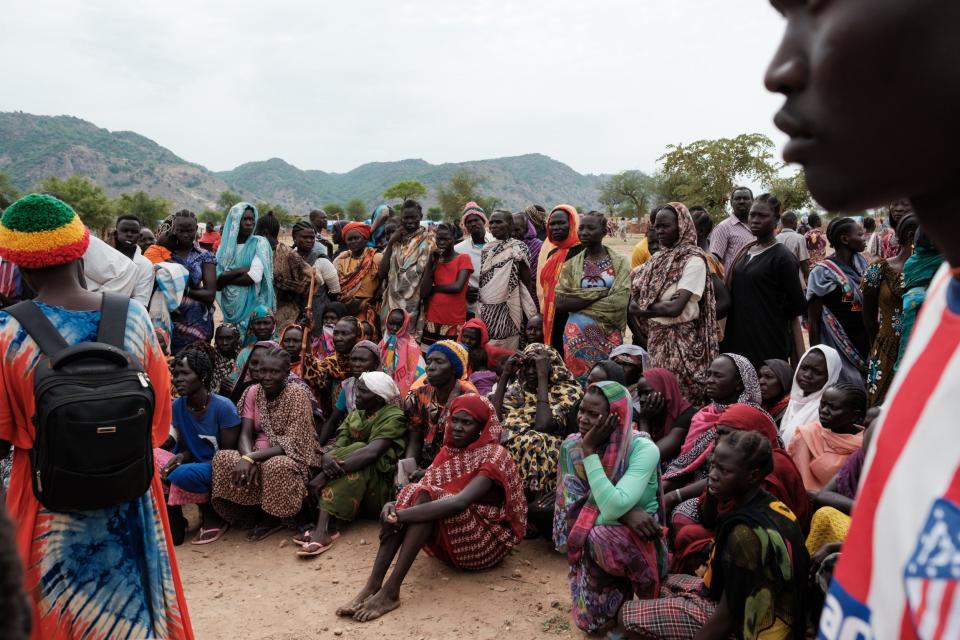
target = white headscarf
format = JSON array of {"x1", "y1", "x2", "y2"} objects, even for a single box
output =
[
  {"x1": 359, "y1": 371, "x2": 400, "y2": 406},
  {"x1": 779, "y1": 345, "x2": 843, "y2": 447}
]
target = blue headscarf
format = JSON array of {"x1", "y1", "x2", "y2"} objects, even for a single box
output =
[
  {"x1": 216, "y1": 202, "x2": 275, "y2": 335},
  {"x1": 369, "y1": 205, "x2": 392, "y2": 246}
]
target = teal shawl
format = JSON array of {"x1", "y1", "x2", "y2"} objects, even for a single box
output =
[{"x1": 216, "y1": 202, "x2": 276, "y2": 334}]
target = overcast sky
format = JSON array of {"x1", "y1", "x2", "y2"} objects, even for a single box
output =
[{"x1": 1, "y1": 0, "x2": 788, "y2": 176}]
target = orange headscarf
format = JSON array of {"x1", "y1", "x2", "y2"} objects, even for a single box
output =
[
  {"x1": 539, "y1": 204, "x2": 580, "y2": 341},
  {"x1": 342, "y1": 222, "x2": 372, "y2": 240}
]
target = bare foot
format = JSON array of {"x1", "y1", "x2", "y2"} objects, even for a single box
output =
[
  {"x1": 336, "y1": 586, "x2": 377, "y2": 617},
  {"x1": 352, "y1": 589, "x2": 400, "y2": 622}
]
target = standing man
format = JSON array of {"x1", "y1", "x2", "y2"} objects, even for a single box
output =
[
  {"x1": 198, "y1": 221, "x2": 220, "y2": 252},
  {"x1": 453, "y1": 202, "x2": 491, "y2": 319},
  {"x1": 764, "y1": 2, "x2": 960, "y2": 638},
  {"x1": 110, "y1": 214, "x2": 155, "y2": 306},
  {"x1": 309, "y1": 209, "x2": 332, "y2": 260},
  {"x1": 776, "y1": 210, "x2": 811, "y2": 285},
  {"x1": 709, "y1": 186, "x2": 756, "y2": 272},
  {"x1": 378, "y1": 199, "x2": 435, "y2": 332}
]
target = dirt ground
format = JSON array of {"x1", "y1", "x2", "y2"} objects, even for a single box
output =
[
  {"x1": 178, "y1": 233, "x2": 645, "y2": 639},
  {"x1": 177, "y1": 518, "x2": 578, "y2": 639}
]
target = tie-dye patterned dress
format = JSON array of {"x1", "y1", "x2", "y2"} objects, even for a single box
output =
[{"x1": 0, "y1": 300, "x2": 192, "y2": 639}]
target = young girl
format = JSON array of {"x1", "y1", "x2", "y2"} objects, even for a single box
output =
[
  {"x1": 420, "y1": 222, "x2": 473, "y2": 346},
  {"x1": 379, "y1": 308, "x2": 425, "y2": 397},
  {"x1": 156, "y1": 349, "x2": 241, "y2": 545},
  {"x1": 779, "y1": 345, "x2": 842, "y2": 447},
  {"x1": 621, "y1": 430, "x2": 808, "y2": 640},
  {"x1": 788, "y1": 382, "x2": 866, "y2": 491}
]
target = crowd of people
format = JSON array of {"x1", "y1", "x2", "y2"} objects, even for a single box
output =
[{"x1": 0, "y1": 183, "x2": 942, "y2": 639}]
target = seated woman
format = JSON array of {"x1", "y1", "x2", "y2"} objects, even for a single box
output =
[
  {"x1": 466, "y1": 347, "x2": 497, "y2": 396},
  {"x1": 634, "y1": 368, "x2": 697, "y2": 465},
  {"x1": 562, "y1": 360, "x2": 628, "y2": 438},
  {"x1": 404, "y1": 340, "x2": 477, "y2": 473},
  {"x1": 280, "y1": 323, "x2": 307, "y2": 377},
  {"x1": 779, "y1": 345, "x2": 842, "y2": 447},
  {"x1": 458, "y1": 317, "x2": 514, "y2": 374},
  {"x1": 554, "y1": 381, "x2": 664, "y2": 634},
  {"x1": 303, "y1": 316, "x2": 361, "y2": 417},
  {"x1": 492, "y1": 343, "x2": 583, "y2": 499},
  {"x1": 237, "y1": 305, "x2": 278, "y2": 365},
  {"x1": 211, "y1": 347, "x2": 321, "y2": 541},
  {"x1": 155, "y1": 349, "x2": 241, "y2": 545},
  {"x1": 336, "y1": 395, "x2": 526, "y2": 622},
  {"x1": 787, "y1": 382, "x2": 866, "y2": 491},
  {"x1": 297, "y1": 372, "x2": 407, "y2": 557},
  {"x1": 212, "y1": 322, "x2": 242, "y2": 396},
  {"x1": 379, "y1": 308, "x2": 425, "y2": 397},
  {"x1": 758, "y1": 358, "x2": 794, "y2": 427},
  {"x1": 317, "y1": 340, "x2": 384, "y2": 446},
  {"x1": 662, "y1": 354, "x2": 760, "y2": 527},
  {"x1": 620, "y1": 430, "x2": 808, "y2": 640},
  {"x1": 229, "y1": 340, "x2": 275, "y2": 404}
]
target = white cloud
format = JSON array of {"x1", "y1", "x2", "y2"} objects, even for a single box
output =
[{"x1": 1, "y1": 0, "x2": 789, "y2": 175}]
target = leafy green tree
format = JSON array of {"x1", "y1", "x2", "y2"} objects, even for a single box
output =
[
  {"x1": 255, "y1": 202, "x2": 298, "y2": 227},
  {"x1": 0, "y1": 172, "x2": 19, "y2": 209},
  {"x1": 217, "y1": 190, "x2": 242, "y2": 213},
  {"x1": 598, "y1": 170, "x2": 654, "y2": 218},
  {"x1": 658, "y1": 133, "x2": 778, "y2": 218},
  {"x1": 199, "y1": 209, "x2": 223, "y2": 225},
  {"x1": 426, "y1": 207, "x2": 443, "y2": 222},
  {"x1": 383, "y1": 180, "x2": 428, "y2": 203},
  {"x1": 323, "y1": 203, "x2": 344, "y2": 219},
  {"x1": 345, "y1": 198, "x2": 367, "y2": 220},
  {"x1": 767, "y1": 170, "x2": 815, "y2": 213},
  {"x1": 38, "y1": 175, "x2": 114, "y2": 233},
  {"x1": 112, "y1": 191, "x2": 171, "y2": 229},
  {"x1": 436, "y1": 170, "x2": 500, "y2": 221}
]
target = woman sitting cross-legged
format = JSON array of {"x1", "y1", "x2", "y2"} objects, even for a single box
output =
[
  {"x1": 211, "y1": 347, "x2": 321, "y2": 541},
  {"x1": 155, "y1": 349, "x2": 241, "y2": 546},
  {"x1": 758, "y1": 358, "x2": 794, "y2": 428},
  {"x1": 337, "y1": 395, "x2": 526, "y2": 622},
  {"x1": 296, "y1": 372, "x2": 408, "y2": 557},
  {"x1": 787, "y1": 382, "x2": 866, "y2": 491},
  {"x1": 620, "y1": 430, "x2": 809, "y2": 640},
  {"x1": 554, "y1": 381, "x2": 665, "y2": 634}
]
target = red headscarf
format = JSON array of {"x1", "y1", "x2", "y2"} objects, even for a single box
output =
[
  {"x1": 540, "y1": 204, "x2": 580, "y2": 341},
  {"x1": 342, "y1": 222, "x2": 372, "y2": 240},
  {"x1": 642, "y1": 368, "x2": 692, "y2": 440},
  {"x1": 396, "y1": 395, "x2": 527, "y2": 541},
  {"x1": 717, "y1": 404, "x2": 811, "y2": 531}
]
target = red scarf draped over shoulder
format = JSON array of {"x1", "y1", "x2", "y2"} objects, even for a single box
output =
[{"x1": 540, "y1": 205, "x2": 580, "y2": 341}]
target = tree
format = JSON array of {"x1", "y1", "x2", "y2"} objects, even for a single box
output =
[
  {"x1": 38, "y1": 175, "x2": 114, "y2": 233},
  {"x1": 657, "y1": 133, "x2": 778, "y2": 218},
  {"x1": 199, "y1": 209, "x2": 223, "y2": 225},
  {"x1": 112, "y1": 191, "x2": 172, "y2": 229},
  {"x1": 598, "y1": 170, "x2": 654, "y2": 218},
  {"x1": 217, "y1": 190, "x2": 242, "y2": 213},
  {"x1": 0, "y1": 172, "x2": 19, "y2": 209},
  {"x1": 383, "y1": 180, "x2": 428, "y2": 203},
  {"x1": 323, "y1": 203, "x2": 344, "y2": 219},
  {"x1": 767, "y1": 170, "x2": 815, "y2": 213},
  {"x1": 345, "y1": 198, "x2": 367, "y2": 220},
  {"x1": 255, "y1": 202, "x2": 298, "y2": 227},
  {"x1": 436, "y1": 170, "x2": 500, "y2": 221},
  {"x1": 426, "y1": 207, "x2": 443, "y2": 222}
]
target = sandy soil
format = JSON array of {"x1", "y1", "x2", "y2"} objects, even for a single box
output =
[
  {"x1": 177, "y1": 518, "x2": 579, "y2": 639},
  {"x1": 178, "y1": 232, "x2": 645, "y2": 639}
]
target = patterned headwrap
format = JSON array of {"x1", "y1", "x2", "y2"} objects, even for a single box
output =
[
  {"x1": 0, "y1": 194, "x2": 90, "y2": 268},
  {"x1": 351, "y1": 339, "x2": 381, "y2": 361},
  {"x1": 721, "y1": 352, "x2": 762, "y2": 408},
  {"x1": 342, "y1": 222, "x2": 372, "y2": 241},
  {"x1": 250, "y1": 305, "x2": 275, "y2": 321},
  {"x1": 610, "y1": 344, "x2": 650, "y2": 370},
  {"x1": 461, "y1": 201, "x2": 488, "y2": 226},
  {"x1": 426, "y1": 339, "x2": 469, "y2": 380},
  {"x1": 370, "y1": 205, "x2": 393, "y2": 245}
]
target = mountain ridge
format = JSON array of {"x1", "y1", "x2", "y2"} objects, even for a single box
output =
[{"x1": 0, "y1": 112, "x2": 607, "y2": 213}]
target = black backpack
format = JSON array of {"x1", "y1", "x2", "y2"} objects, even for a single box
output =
[{"x1": 6, "y1": 293, "x2": 156, "y2": 512}]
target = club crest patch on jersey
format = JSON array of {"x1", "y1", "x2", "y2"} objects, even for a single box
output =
[{"x1": 904, "y1": 498, "x2": 960, "y2": 638}]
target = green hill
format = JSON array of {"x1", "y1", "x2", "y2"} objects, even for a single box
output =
[{"x1": 0, "y1": 112, "x2": 606, "y2": 213}]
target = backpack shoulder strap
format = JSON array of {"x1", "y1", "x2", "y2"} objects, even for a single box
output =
[
  {"x1": 4, "y1": 301, "x2": 70, "y2": 357},
  {"x1": 97, "y1": 293, "x2": 129, "y2": 348}
]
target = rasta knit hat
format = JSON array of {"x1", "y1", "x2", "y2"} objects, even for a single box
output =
[{"x1": 0, "y1": 194, "x2": 90, "y2": 268}]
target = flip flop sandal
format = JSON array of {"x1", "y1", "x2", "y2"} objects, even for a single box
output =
[
  {"x1": 293, "y1": 531, "x2": 340, "y2": 548},
  {"x1": 296, "y1": 540, "x2": 335, "y2": 557},
  {"x1": 246, "y1": 523, "x2": 283, "y2": 542},
  {"x1": 191, "y1": 524, "x2": 230, "y2": 545}
]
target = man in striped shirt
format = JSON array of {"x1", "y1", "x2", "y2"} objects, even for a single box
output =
[
  {"x1": 764, "y1": 1, "x2": 960, "y2": 639},
  {"x1": 708, "y1": 186, "x2": 755, "y2": 273}
]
